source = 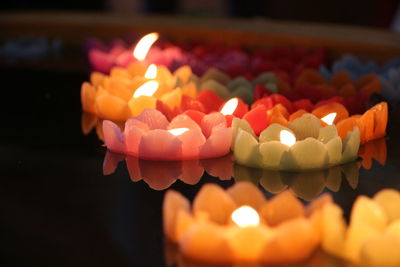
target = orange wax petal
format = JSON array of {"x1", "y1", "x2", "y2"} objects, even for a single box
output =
[
  {"x1": 181, "y1": 82, "x2": 198, "y2": 99},
  {"x1": 127, "y1": 62, "x2": 147, "y2": 77},
  {"x1": 370, "y1": 102, "x2": 388, "y2": 140},
  {"x1": 227, "y1": 181, "x2": 267, "y2": 211},
  {"x1": 81, "y1": 82, "x2": 97, "y2": 113},
  {"x1": 338, "y1": 83, "x2": 357, "y2": 97},
  {"x1": 107, "y1": 79, "x2": 134, "y2": 101},
  {"x1": 272, "y1": 104, "x2": 289, "y2": 119},
  {"x1": 260, "y1": 218, "x2": 318, "y2": 264},
  {"x1": 312, "y1": 102, "x2": 349, "y2": 123},
  {"x1": 336, "y1": 117, "x2": 366, "y2": 143},
  {"x1": 361, "y1": 76, "x2": 381, "y2": 95},
  {"x1": 174, "y1": 65, "x2": 192, "y2": 84},
  {"x1": 360, "y1": 110, "x2": 375, "y2": 142},
  {"x1": 163, "y1": 190, "x2": 190, "y2": 242},
  {"x1": 295, "y1": 69, "x2": 325, "y2": 87},
  {"x1": 110, "y1": 66, "x2": 131, "y2": 80},
  {"x1": 289, "y1": 109, "x2": 307, "y2": 122},
  {"x1": 260, "y1": 190, "x2": 305, "y2": 227},
  {"x1": 96, "y1": 94, "x2": 132, "y2": 121},
  {"x1": 90, "y1": 72, "x2": 106, "y2": 86},
  {"x1": 305, "y1": 193, "x2": 333, "y2": 216},
  {"x1": 128, "y1": 96, "x2": 157, "y2": 117},
  {"x1": 330, "y1": 70, "x2": 352, "y2": 88},
  {"x1": 268, "y1": 109, "x2": 288, "y2": 126}
]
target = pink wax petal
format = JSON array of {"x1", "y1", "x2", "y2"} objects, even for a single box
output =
[
  {"x1": 125, "y1": 118, "x2": 150, "y2": 132},
  {"x1": 124, "y1": 124, "x2": 147, "y2": 156},
  {"x1": 177, "y1": 129, "x2": 206, "y2": 159},
  {"x1": 168, "y1": 114, "x2": 202, "y2": 132},
  {"x1": 103, "y1": 150, "x2": 125, "y2": 175},
  {"x1": 140, "y1": 160, "x2": 181, "y2": 190},
  {"x1": 103, "y1": 120, "x2": 126, "y2": 154},
  {"x1": 125, "y1": 156, "x2": 142, "y2": 182},
  {"x1": 135, "y1": 109, "x2": 169, "y2": 130},
  {"x1": 115, "y1": 51, "x2": 135, "y2": 68},
  {"x1": 199, "y1": 125, "x2": 232, "y2": 159},
  {"x1": 139, "y1": 130, "x2": 182, "y2": 160},
  {"x1": 200, "y1": 112, "x2": 227, "y2": 138},
  {"x1": 201, "y1": 154, "x2": 234, "y2": 180},
  {"x1": 179, "y1": 160, "x2": 204, "y2": 185}
]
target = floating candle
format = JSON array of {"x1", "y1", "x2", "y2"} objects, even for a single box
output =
[
  {"x1": 164, "y1": 181, "x2": 323, "y2": 264},
  {"x1": 233, "y1": 113, "x2": 360, "y2": 170},
  {"x1": 103, "y1": 109, "x2": 232, "y2": 160},
  {"x1": 103, "y1": 150, "x2": 233, "y2": 190},
  {"x1": 321, "y1": 189, "x2": 400, "y2": 266}
]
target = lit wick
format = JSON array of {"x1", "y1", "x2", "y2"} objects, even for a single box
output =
[
  {"x1": 280, "y1": 130, "x2": 296, "y2": 147},
  {"x1": 321, "y1": 113, "x2": 337, "y2": 125},
  {"x1": 133, "y1": 32, "x2": 159, "y2": 61},
  {"x1": 231, "y1": 205, "x2": 260, "y2": 227}
]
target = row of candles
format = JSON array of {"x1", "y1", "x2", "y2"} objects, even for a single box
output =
[
  {"x1": 87, "y1": 34, "x2": 400, "y2": 105},
  {"x1": 103, "y1": 136, "x2": 387, "y2": 198},
  {"x1": 163, "y1": 182, "x2": 400, "y2": 266},
  {"x1": 81, "y1": 33, "x2": 388, "y2": 171}
]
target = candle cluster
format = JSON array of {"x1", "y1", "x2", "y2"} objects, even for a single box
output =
[
  {"x1": 232, "y1": 113, "x2": 360, "y2": 170},
  {"x1": 163, "y1": 182, "x2": 400, "y2": 266},
  {"x1": 321, "y1": 189, "x2": 400, "y2": 266},
  {"x1": 103, "y1": 150, "x2": 232, "y2": 190}
]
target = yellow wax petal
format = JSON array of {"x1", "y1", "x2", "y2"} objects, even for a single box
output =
[
  {"x1": 160, "y1": 89, "x2": 183, "y2": 110},
  {"x1": 326, "y1": 136, "x2": 343, "y2": 165},
  {"x1": 341, "y1": 126, "x2": 360, "y2": 164},
  {"x1": 359, "y1": 234, "x2": 400, "y2": 267},
  {"x1": 350, "y1": 196, "x2": 387, "y2": 230},
  {"x1": 321, "y1": 203, "x2": 346, "y2": 259},
  {"x1": 386, "y1": 220, "x2": 400, "y2": 236},
  {"x1": 128, "y1": 96, "x2": 157, "y2": 117},
  {"x1": 318, "y1": 125, "x2": 339, "y2": 144},
  {"x1": 259, "y1": 124, "x2": 293, "y2": 143},
  {"x1": 259, "y1": 141, "x2": 288, "y2": 170},
  {"x1": 181, "y1": 82, "x2": 198, "y2": 99},
  {"x1": 234, "y1": 129, "x2": 262, "y2": 167},
  {"x1": 174, "y1": 65, "x2": 192, "y2": 84},
  {"x1": 373, "y1": 189, "x2": 400, "y2": 222},
  {"x1": 231, "y1": 118, "x2": 256, "y2": 150},
  {"x1": 288, "y1": 113, "x2": 321, "y2": 140}
]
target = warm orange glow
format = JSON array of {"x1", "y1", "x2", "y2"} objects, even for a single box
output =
[
  {"x1": 133, "y1": 32, "x2": 159, "y2": 61},
  {"x1": 144, "y1": 64, "x2": 157, "y2": 79},
  {"x1": 280, "y1": 130, "x2": 296, "y2": 147},
  {"x1": 321, "y1": 113, "x2": 337, "y2": 125},
  {"x1": 133, "y1": 81, "x2": 159, "y2": 98},
  {"x1": 220, "y1": 98, "x2": 239, "y2": 115},
  {"x1": 231, "y1": 205, "x2": 260, "y2": 227},
  {"x1": 168, "y1": 128, "x2": 190, "y2": 136}
]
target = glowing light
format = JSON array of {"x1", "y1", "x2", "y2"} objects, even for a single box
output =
[
  {"x1": 133, "y1": 32, "x2": 159, "y2": 61},
  {"x1": 280, "y1": 130, "x2": 296, "y2": 147},
  {"x1": 133, "y1": 81, "x2": 159, "y2": 98},
  {"x1": 231, "y1": 205, "x2": 260, "y2": 227},
  {"x1": 220, "y1": 98, "x2": 239, "y2": 115},
  {"x1": 168, "y1": 128, "x2": 190, "y2": 136},
  {"x1": 321, "y1": 113, "x2": 337, "y2": 125},
  {"x1": 144, "y1": 64, "x2": 157, "y2": 79}
]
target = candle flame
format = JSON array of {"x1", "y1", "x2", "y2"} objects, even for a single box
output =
[
  {"x1": 168, "y1": 128, "x2": 190, "y2": 136},
  {"x1": 321, "y1": 113, "x2": 337, "y2": 125},
  {"x1": 133, "y1": 32, "x2": 159, "y2": 61},
  {"x1": 220, "y1": 98, "x2": 239, "y2": 115},
  {"x1": 133, "y1": 81, "x2": 159, "y2": 98},
  {"x1": 231, "y1": 205, "x2": 260, "y2": 227},
  {"x1": 144, "y1": 64, "x2": 157, "y2": 79},
  {"x1": 280, "y1": 130, "x2": 296, "y2": 147}
]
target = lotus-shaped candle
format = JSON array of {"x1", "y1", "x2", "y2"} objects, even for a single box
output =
[
  {"x1": 321, "y1": 189, "x2": 400, "y2": 266},
  {"x1": 164, "y1": 181, "x2": 329, "y2": 264},
  {"x1": 232, "y1": 113, "x2": 360, "y2": 170},
  {"x1": 103, "y1": 109, "x2": 232, "y2": 160}
]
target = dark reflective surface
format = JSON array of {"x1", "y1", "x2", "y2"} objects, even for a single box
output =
[{"x1": 1, "y1": 68, "x2": 400, "y2": 267}]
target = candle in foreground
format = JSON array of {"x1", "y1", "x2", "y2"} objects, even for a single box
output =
[{"x1": 163, "y1": 181, "x2": 324, "y2": 264}]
